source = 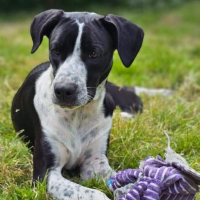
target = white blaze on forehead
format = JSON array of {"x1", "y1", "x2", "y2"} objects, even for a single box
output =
[{"x1": 73, "y1": 21, "x2": 84, "y2": 57}]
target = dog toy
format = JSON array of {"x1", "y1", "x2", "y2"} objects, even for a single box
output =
[{"x1": 107, "y1": 132, "x2": 200, "y2": 200}]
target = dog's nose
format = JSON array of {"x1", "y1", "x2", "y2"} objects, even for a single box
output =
[{"x1": 54, "y1": 83, "x2": 78, "y2": 100}]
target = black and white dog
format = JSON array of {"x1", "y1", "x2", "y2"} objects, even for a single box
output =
[{"x1": 11, "y1": 10, "x2": 144, "y2": 200}]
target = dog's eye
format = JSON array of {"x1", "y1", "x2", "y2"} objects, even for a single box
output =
[
  {"x1": 52, "y1": 48, "x2": 60, "y2": 55},
  {"x1": 89, "y1": 51, "x2": 99, "y2": 59}
]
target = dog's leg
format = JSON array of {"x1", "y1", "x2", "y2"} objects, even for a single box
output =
[
  {"x1": 47, "y1": 168, "x2": 110, "y2": 200},
  {"x1": 80, "y1": 139, "x2": 116, "y2": 181},
  {"x1": 80, "y1": 153, "x2": 116, "y2": 181},
  {"x1": 134, "y1": 86, "x2": 174, "y2": 96},
  {"x1": 32, "y1": 137, "x2": 55, "y2": 182},
  {"x1": 106, "y1": 81, "x2": 143, "y2": 119}
]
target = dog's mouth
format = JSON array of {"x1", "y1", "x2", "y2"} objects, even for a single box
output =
[
  {"x1": 59, "y1": 104, "x2": 82, "y2": 110},
  {"x1": 53, "y1": 101, "x2": 83, "y2": 110},
  {"x1": 53, "y1": 97, "x2": 90, "y2": 110},
  {"x1": 51, "y1": 89, "x2": 96, "y2": 110}
]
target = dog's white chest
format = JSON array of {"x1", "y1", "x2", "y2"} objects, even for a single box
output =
[{"x1": 34, "y1": 67, "x2": 112, "y2": 169}]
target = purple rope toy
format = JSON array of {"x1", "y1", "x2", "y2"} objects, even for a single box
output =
[{"x1": 107, "y1": 133, "x2": 200, "y2": 200}]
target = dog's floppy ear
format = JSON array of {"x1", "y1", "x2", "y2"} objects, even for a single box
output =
[
  {"x1": 30, "y1": 9, "x2": 64, "y2": 53},
  {"x1": 100, "y1": 15, "x2": 144, "y2": 67}
]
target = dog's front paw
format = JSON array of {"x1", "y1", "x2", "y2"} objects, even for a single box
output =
[
  {"x1": 49, "y1": 184, "x2": 110, "y2": 200},
  {"x1": 78, "y1": 188, "x2": 110, "y2": 200}
]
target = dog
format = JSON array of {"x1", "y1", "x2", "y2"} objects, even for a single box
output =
[{"x1": 11, "y1": 10, "x2": 144, "y2": 200}]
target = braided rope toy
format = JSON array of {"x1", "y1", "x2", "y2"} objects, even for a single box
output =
[{"x1": 107, "y1": 133, "x2": 200, "y2": 200}]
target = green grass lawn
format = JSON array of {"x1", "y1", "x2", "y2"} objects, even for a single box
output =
[{"x1": 1, "y1": 1, "x2": 200, "y2": 199}]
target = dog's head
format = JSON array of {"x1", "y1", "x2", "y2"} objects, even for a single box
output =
[{"x1": 31, "y1": 9, "x2": 144, "y2": 109}]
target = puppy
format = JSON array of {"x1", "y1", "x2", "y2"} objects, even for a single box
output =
[{"x1": 11, "y1": 10, "x2": 144, "y2": 200}]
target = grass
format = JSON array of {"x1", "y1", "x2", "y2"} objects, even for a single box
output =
[{"x1": 0, "y1": 1, "x2": 200, "y2": 199}]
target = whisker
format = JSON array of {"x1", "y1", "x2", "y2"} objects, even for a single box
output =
[
  {"x1": 86, "y1": 93, "x2": 93, "y2": 97},
  {"x1": 87, "y1": 91, "x2": 95, "y2": 96},
  {"x1": 86, "y1": 95, "x2": 93, "y2": 100}
]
